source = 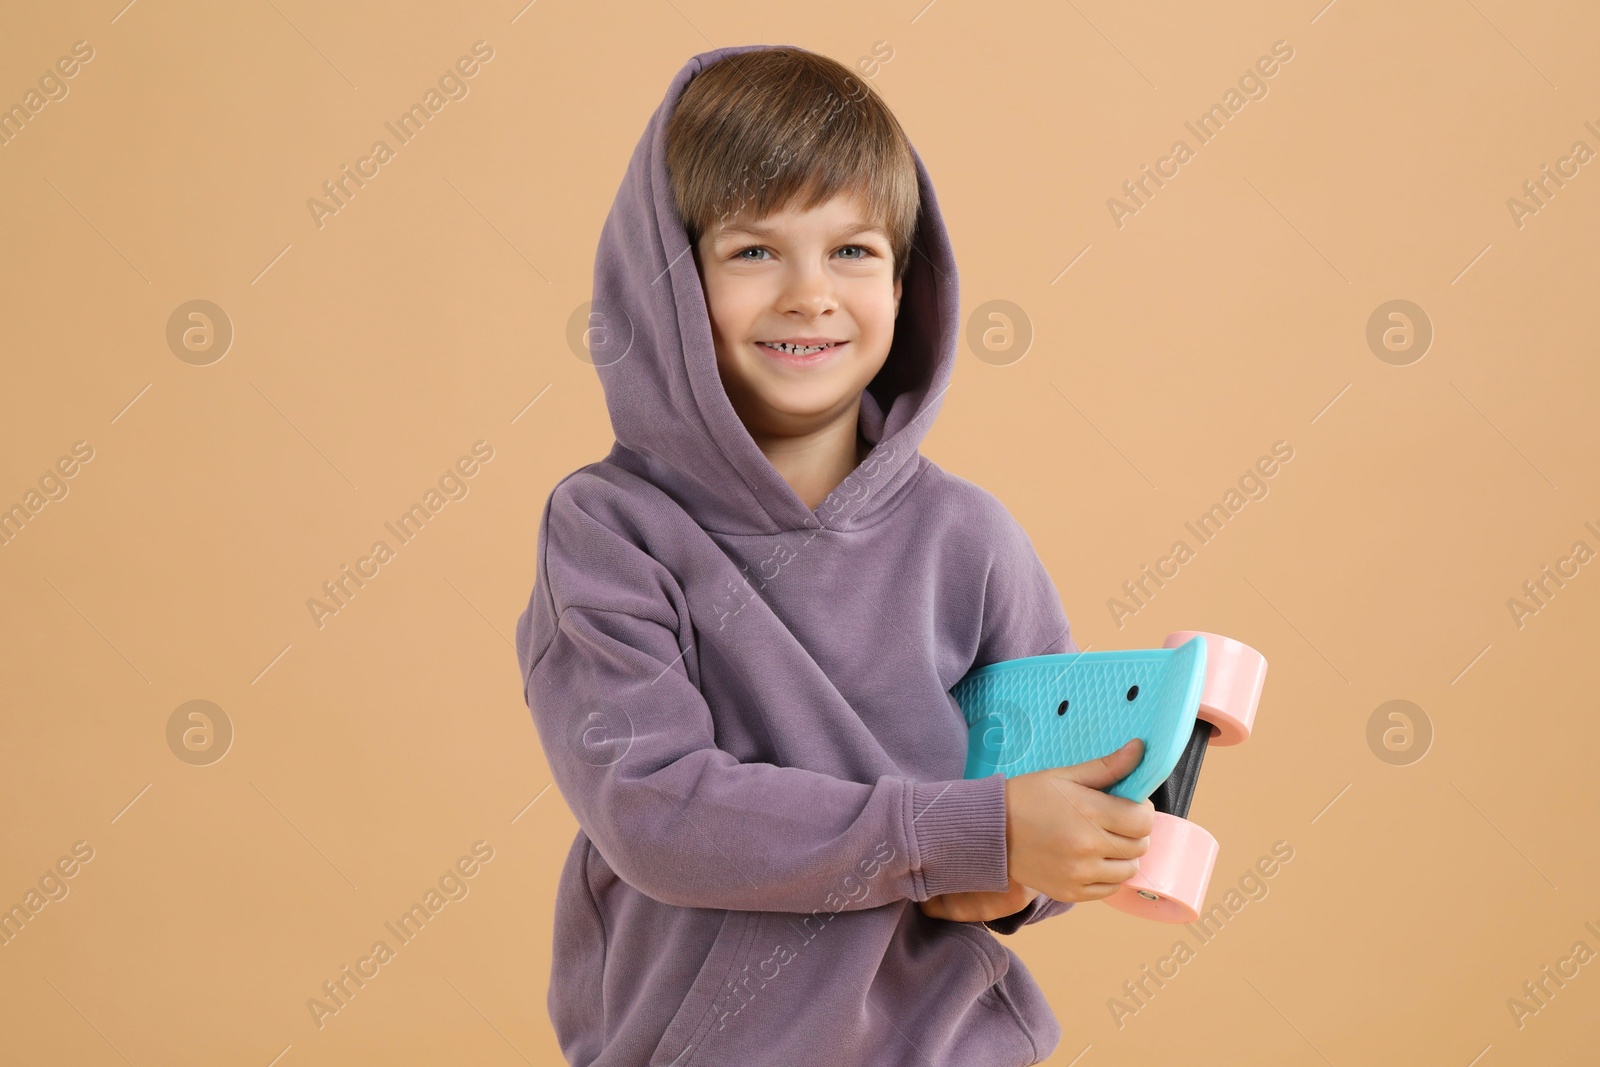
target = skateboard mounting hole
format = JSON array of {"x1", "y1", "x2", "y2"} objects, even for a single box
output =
[
  {"x1": 1136, "y1": 890, "x2": 1160, "y2": 901},
  {"x1": 1056, "y1": 700, "x2": 1068, "y2": 716},
  {"x1": 1126, "y1": 685, "x2": 1139, "y2": 701}
]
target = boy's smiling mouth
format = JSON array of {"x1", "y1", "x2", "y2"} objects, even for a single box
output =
[{"x1": 756, "y1": 338, "x2": 849, "y2": 363}]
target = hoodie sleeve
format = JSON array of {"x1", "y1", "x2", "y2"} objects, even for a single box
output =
[
  {"x1": 971, "y1": 498, "x2": 1081, "y2": 934},
  {"x1": 515, "y1": 477, "x2": 1014, "y2": 913}
]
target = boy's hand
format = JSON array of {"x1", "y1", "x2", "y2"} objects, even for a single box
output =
[
  {"x1": 1003, "y1": 738, "x2": 1155, "y2": 903},
  {"x1": 918, "y1": 878, "x2": 1038, "y2": 923}
]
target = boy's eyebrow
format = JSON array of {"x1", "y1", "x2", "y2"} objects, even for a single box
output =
[{"x1": 712, "y1": 220, "x2": 890, "y2": 243}]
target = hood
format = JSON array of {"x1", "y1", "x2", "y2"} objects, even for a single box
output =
[{"x1": 587, "y1": 43, "x2": 960, "y2": 536}]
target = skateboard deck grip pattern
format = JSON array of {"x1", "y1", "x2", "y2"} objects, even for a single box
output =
[{"x1": 951, "y1": 636, "x2": 1209, "y2": 801}]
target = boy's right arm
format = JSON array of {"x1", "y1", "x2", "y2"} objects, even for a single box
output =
[
  {"x1": 515, "y1": 480, "x2": 1012, "y2": 915},
  {"x1": 523, "y1": 602, "x2": 1014, "y2": 913}
]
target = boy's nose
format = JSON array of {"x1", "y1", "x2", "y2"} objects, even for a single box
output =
[{"x1": 776, "y1": 276, "x2": 839, "y2": 317}]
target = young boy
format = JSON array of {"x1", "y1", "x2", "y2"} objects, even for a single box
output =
[{"x1": 515, "y1": 44, "x2": 1154, "y2": 1067}]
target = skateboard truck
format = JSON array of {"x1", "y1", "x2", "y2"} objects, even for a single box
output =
[{"x1": 950, "y1": 631, "x2": 1267, "y2": 923}]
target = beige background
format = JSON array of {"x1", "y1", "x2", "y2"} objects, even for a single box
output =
[{"x1": 2, "y1": 0, "x2": 1597, "y2": 1063}]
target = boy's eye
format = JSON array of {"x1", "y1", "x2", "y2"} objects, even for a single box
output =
[{"x1": 732, "y1": 244, "x2": 877, "y2": 261}]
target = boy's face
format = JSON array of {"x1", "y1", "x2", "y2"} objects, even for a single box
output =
[{"x1": 694, "y1": 191, "x2": 903, "y2": 447}]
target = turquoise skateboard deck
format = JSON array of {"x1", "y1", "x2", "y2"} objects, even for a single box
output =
[
  {"x1": 951, "y1": 635, "x2": 1208, "y2": 801},
  {"x1": 947, "y1": 631, "x2": 1267, "y2": 923}
]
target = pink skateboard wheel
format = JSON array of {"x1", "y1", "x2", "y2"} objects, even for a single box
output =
[
  {"x1": 1162, "y1": 631, "x2": 1266, "y2": 747},
  {"x1": 1103, "y1": 811, "x2": 1219, "y2": 924}
]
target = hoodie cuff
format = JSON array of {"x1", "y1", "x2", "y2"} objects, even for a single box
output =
[
  {"x1": 910, "y1": 773, "x2": 1011, "y2": 898},
  {"x1": 983, "y1": 891, "x2": 1077, "y2": 935},
  {"x1": 982, "y1": 892, "x2": 1046, "y2": 935}
]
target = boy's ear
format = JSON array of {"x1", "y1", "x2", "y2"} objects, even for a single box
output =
[{"x1": 893, "y1": 275, "x2": 902, "y2": 311}]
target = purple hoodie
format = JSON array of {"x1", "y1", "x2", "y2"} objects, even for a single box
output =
[{"x1": 515, "y1": 43, "x2": 1081, "y2": 1067}]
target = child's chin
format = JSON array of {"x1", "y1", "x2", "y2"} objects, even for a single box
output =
[{"x1": 756, "y1": 385, "x2": 851, "y2": 420}]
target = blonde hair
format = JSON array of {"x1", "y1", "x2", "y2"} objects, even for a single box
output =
[{"x1": 666, "y1": 47, "x2": 920, "y2": 282}]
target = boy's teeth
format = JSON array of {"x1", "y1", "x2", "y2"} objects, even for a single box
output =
[{"x1": 763, "y1": 341, "x2": 835, "y2": 355}]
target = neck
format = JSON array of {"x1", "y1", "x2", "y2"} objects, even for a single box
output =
[{"x1": 752, "y1": 411, "x2": 868, "y2": 512}]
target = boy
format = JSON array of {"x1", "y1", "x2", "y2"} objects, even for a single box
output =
[{"x1": 515, "y1": 44, "x2": 1154, "y2": 1067}]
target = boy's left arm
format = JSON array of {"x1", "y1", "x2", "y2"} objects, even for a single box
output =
[
  {"x1": 942, "y1": 499, "x2": 1081, "y2": 935},
  {"x1": 983, "y1": 889, "x2": 1075, "y2": 935}
]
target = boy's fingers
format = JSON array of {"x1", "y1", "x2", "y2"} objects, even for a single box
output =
[
  {"x1": 1100, "y1": 830, "x2": 1150, "y2": 859},
  {"x1": 1090, "y1": 857, "x2": 1143, "y2": 885},
  {"x1": 1101, "y1": 798, "x2": 1157, "y2": 839},
  {"x1": 1055, "y1": 738, "x2": 1145, "y2": 790}
]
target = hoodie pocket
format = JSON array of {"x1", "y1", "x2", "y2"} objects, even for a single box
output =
[
  {"x1": 942, "y1": 920, "x2": 1011, "y2": 991},
  {"x1": 942, "y1": 922, "x2": 1038, "y2": 1059},
  {"x1": 649, "y1": 909, "x2": 760, "y2": 1067}
]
